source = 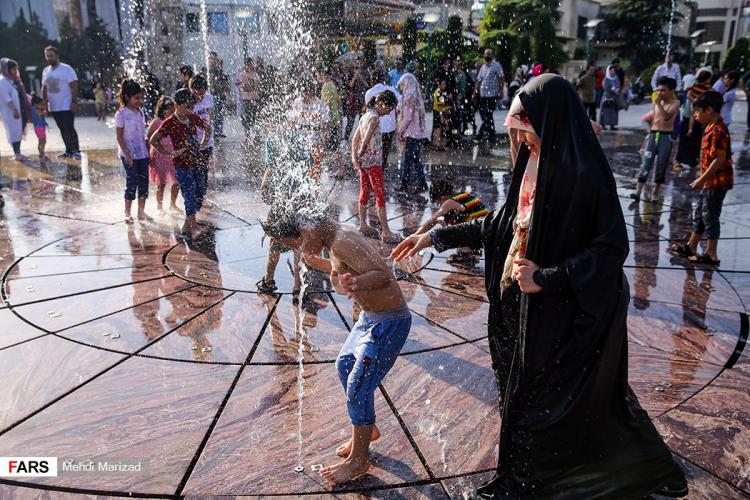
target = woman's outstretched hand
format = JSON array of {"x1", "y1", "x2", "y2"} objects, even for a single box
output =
[
  {"x1": 390, "y1": 233, "x2": 433, "y2": 262},
  {"x1": 513, "y1": 258, "x2": 542, "y2": 293}
]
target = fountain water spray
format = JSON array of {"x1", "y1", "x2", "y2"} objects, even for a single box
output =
[{"x1": 295, "y1": 262, "x2": 310, "y2": 472}]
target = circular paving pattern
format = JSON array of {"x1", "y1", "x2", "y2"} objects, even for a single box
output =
[{"x1": 0, "y1": 189, "x2": 749, "y2": 497}]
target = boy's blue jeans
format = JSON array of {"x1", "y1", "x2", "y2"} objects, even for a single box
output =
[
  {"x1": 693, "y1": 188, "x2": 727, "y2": 240},
  {"x1": 174, "y1": 166, "x2": 206, "y2": 217},
  {"x1": 336, "y1": 307, "x2": 411, "y2": 426}
]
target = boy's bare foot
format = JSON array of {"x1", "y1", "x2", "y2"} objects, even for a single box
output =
[
  {"x1": 336, "y1": 425, "x2": 380, "y2": 457},
  {"x1": 138, "y1": 213, "x2": 153, "y2": 223},
  {"x1": 320, "y1": 458, "x2": 370, "y2": 484}
]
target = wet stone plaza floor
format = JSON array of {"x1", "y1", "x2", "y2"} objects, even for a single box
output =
[{"x1": 0, "y1": 130, "x2": 750, "y2": 499}]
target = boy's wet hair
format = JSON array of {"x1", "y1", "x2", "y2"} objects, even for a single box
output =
[
  {"x1": 189, "y1": 73, "x2": 208, "y2": 91},
  {"x1": 174, "y1": 88, "x2": 197, "y2": 105},
  {"x1": 117, "y1": 79, "x2": 143, "y2": 106},
  {"x1": 694, "y1": 91, "x2": 723, "y2": 113},
  {"x1": 260, "y1": 204, "x2": 335, "y2": 241},
  {"x1": 657, "y1": 76, "x2": 676, "y2": 91},
  {"x1": 429, "y1": 179, "x2": 455, "y2": 203}
]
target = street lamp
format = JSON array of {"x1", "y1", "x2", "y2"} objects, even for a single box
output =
[
  {"x1": 688, "y1": 29, "x2": 706, "y2": 69},
  {"x1": 423, "y1": 12, "x2": 440, "y2": 95},
  {"x1": 584, "y1": 19, "x2": 603, "y2": 64},
  {"x1": 701, "y1": 40, "x2": 718, "y2": 65}
]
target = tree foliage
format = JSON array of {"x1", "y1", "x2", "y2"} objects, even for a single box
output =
[
  {"x1": 604, "y1": 0, "x2": 685, "y2": 73},
  {"x1": 446, "y1": 15, "x2": 464, "y2": 62},
  {"x1": 480, "y1": 0, "x2": 567, "y2": 72},
  {"x1": 58, "y1": 16, "x2": 122, "y2": 86},
  {"x1": 722, "y1": 38, "x2": 750, "y2": 72},
  {"x1": 0, "y1": 13, "x2": 53, "y2": 84},
  {"x1": 402, "y1": 16, "x2": 418, "y2": 63}
]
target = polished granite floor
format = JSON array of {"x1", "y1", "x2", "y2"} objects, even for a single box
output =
[{"x1": 0, "y1": 131, "x2": 749, "y2": 499}]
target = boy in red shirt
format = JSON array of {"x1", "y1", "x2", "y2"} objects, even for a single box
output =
[
  {"x1": 149, "y1": 89, "x2": 212, "y2": 239},
  {"x1": 671, "y1": 90, "x2": 732, "y2": 265}
]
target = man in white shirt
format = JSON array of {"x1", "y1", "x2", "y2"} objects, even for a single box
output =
[
  {"x1": 41, "y1": 45, "x2": 81, "y2": 159},
  {"x1": 365, "y1": 71, "x2": 401, "y2": 168},
  {"x1": 651, "y1": 52, "x2": 682, "y2": 92}
]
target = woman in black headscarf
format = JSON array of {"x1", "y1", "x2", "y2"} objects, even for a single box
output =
[{"x1": 391, "y1": 74, "x2": 686, "y2": 498}]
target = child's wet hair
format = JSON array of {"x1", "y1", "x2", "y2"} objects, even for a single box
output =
[
  {"x1": 117, "y1": 79, "x2": 143, "y2": 106},
  {"x1": 179, "y1": 65, "x2": 194, "y2": 78},
  {"x1": 429, "y1": 179, "x2": 454, "y2": 202},
  {"x1": 154, "y1": 96, "x2": 174, "y2": 119},
  {"x1": 260, "y1": 204, "x2": 335, "y2": 241},
  {"x1": 173, "y1": 88, "x2": 196, "y2": 106},
  {"x1": 376, "y1": 90, "x2": 398, "y2": 109},
  {"x1": 189, "y1": 73, "x2": 208, "y2": 91}
]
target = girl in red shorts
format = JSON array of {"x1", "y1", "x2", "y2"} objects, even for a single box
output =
[{"x1": 351, "y1": 91, "x2": 400, "y2": 244}]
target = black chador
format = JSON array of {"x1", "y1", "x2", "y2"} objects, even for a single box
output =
[{"x1": 431, "y1": 75, "x2": 687, "y2": 499}]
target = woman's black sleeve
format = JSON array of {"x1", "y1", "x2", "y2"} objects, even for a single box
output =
[{"x1": 430, "y1": 219, "x2": 484, "y2": 253}]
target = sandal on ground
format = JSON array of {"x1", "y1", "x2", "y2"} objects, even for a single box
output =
[
  {"x1": 689, "y1": 253, "x2": 721, "y2": 266},
  {"x1": 256, "y1": 277, "x2": 277, "y2": 294},
  {"x1": 670, "y1": 243, "x2": 695, "y2": 258}
]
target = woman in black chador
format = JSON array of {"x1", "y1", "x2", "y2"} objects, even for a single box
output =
[{"x1": 392, "y1": 74, "x2": 687, "y2": 499}]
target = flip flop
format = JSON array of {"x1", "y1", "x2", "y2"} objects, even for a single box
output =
[
  {"x1": 670, "y1": 243, "x2": 695, "y2": 258},
  {"x1": 690, "y1": 253, "x2": 721, "y2": 266}
]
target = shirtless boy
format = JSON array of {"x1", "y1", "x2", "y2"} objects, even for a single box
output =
[{"x1": 261, "y1": 207, "x2": 411, "y2": 484}]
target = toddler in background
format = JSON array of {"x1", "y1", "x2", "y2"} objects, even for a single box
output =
[{"x1": 30, "y1": 93, "x2": 49, "y2": 163}]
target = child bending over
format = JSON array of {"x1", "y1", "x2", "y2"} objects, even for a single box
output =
[
  {"x1": 261, "y1": 206, "x2": 411, "y2": 484},
  {"x1": 415, "y1": 180, "x2": 488, "y2": 265}
]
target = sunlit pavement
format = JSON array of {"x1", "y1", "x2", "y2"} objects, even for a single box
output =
[{"x1": 0, "y1": 118, "x2": 749, "y2": 498}]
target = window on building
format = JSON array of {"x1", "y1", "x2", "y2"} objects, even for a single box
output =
[
  {"x1": 577, "y1": 16, "x2": 588, "y2": 39},
  {"x1": 696, "y1": 21, "x2": 725, "y2": 43},
  {"x1": 209, "y1": 12, "x2": 229, "y2": 34},
  {"x1": 186, "y1": 13, "x2": 200, "y2": 33},
  {"x1": 697, "y1": 8, "x2": 728, "y2": 17},
  {"x1": 237, "y1": 13, "x2": 260, "y2": 34}
]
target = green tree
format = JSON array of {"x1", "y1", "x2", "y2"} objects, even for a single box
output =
[
  {"x1": 605, "y1": 0, "x2": 685, "y2": 73},
  {"x1": 0, "y1": 12, "x2": 53, "y2": 85},
  {"x1": 480, "y1": 0, "x2": 567, "y2": 72},
  {"x1": 58, "y1": 15, "x2": 122, "y2": 88},
  {"x1": 722, "y1": 38, "x2": 750, "y2": 72},
  {"x1": 402, "y1": 16, "x2": 418, "y2": 63},
  {"x1": 446, "y1": 15, "x2": 464, "y2": 62}
]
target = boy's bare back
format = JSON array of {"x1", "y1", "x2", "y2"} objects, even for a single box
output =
[{"x1": 329, "y1": 228, "x2": 406, "y2": 312}]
